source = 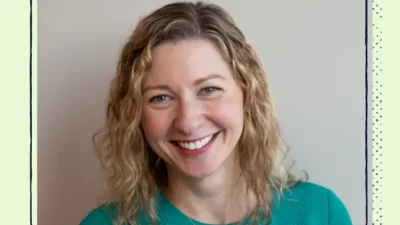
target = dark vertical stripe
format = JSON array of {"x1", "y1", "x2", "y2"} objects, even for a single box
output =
[
  {"x1": 364, "y1": 0, "x2": 369, "y2": 224},
  {"x1": 29, "y1": 0, "x2": 33, "y2": 224}
]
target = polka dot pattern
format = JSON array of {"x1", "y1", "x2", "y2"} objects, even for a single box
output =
[{"x1": 372, "y1": 0, "x2": 383, "y2": 224}]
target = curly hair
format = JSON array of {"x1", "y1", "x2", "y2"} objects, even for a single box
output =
[{"x1": 92, "y1": 1, "x2": 301, "y2": 225}]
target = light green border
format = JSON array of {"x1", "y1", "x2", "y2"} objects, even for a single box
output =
[
  {"x1": 372, "y1": 0, "x2": 383, "y2": 223},
  {"x1": 373, "y1": 0, "x2": 400, "y2": 224},
  {"x1": 380, "y1": 0, "x2": 400, "y2": 225},
  {"x1": 0, "y1": 1, "x2": 37, "y2": 225}
]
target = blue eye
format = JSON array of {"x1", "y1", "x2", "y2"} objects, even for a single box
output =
[
  {"x1": 150, "y1": 95, "x2": 170, "y2": 103},
  {"x1": 201, "y1": 87, "x2": 220, "y2": 94}
]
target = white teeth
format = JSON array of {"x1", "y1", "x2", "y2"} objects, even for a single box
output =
[
  {"x1": 194, "y1": 141, "x2": 202, "y2": 149},
  {"x1": 177, "y1": 134, "x2": 214, "y2": 151}
]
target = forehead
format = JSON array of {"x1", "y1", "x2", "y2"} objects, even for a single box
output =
[{"x1": 144, "y1": 38, "x2": 232, "y2": 84}]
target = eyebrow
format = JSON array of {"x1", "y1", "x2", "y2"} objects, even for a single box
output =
[
  {"x1": 142, "y1": 74, "x2": 226, "y2": 93},
  {"x1": 193, "y1": 74, "x2": 226, "y2": 85}
]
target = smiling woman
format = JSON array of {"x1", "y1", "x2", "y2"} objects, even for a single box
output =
[{"x1": 80, "y1": 1, "x2": 352, "y2": 225}]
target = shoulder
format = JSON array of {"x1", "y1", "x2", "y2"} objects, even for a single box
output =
[
  {"x1": 79, "y1": 203, "x2": 118, "y2": 225},
  {"x1": 290, "y1": 182, "x2": 351, "y2": 213},
  {"x1": 272, "y1": 182, "x2": 352, "y2": 225},
  {"x1": 287, "y1": 181, "x2": 334, "y2": 199}
]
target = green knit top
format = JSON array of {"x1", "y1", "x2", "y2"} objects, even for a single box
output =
[{"x1": 80, "y1": 182, "x2": 352, "y2": 225}]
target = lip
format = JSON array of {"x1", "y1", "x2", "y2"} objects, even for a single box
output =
[{"x1": 171, "y1": 131, "x2": 220, "y2": 156}]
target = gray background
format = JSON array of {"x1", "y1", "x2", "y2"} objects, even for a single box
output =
[{"x1": 38, "y1": 0, "x2": 371, "y2": 224}]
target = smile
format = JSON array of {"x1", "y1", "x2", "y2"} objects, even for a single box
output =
[{"x1": 172, "y1": 132, "x2": 219, "y2": 151}]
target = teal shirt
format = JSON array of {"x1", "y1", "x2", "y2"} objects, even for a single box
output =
[{"x1": 80, "y1": 182, "x2": 352, "y2": 225}]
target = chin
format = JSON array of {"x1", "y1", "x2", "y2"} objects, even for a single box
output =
[
  {"x1": 184, "y1": 167, "x2": 219, "y2": 179},
  {"x1": 181, "y1": 152, "x2": 235, "y2": 180}
]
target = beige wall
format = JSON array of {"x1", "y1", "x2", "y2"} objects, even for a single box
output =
[{"x1": 38, "y1": 0, "x2": 370, "y2": 224}]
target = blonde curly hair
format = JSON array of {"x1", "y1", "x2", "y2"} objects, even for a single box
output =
[{"x1": 93, "y1": 1, "x2": 301, "y2": 225}]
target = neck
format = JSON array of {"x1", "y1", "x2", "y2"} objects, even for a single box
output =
[{"x1": 164, "y1": 152, "x2": 257, "y2": 224}]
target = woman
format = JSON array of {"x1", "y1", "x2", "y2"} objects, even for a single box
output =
[{"x1": 80, "y1": 2, "x2": 352, "y2": 225}]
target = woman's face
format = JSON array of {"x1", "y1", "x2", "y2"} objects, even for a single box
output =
[{"x1": 141, "y1": 38, "x2": 244, "y2": 178}]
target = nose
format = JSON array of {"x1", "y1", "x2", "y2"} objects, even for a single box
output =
[{"x1": 173, "y1": 100, "x2": 204, "y2": 136}]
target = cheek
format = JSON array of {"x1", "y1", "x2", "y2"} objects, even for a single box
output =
[
  {"x1": 141, "y1": 109, "x2": 170, "y2": 141},
  {"x1": 206, "y1": 92, "x2": 244, "y2": 130}
]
